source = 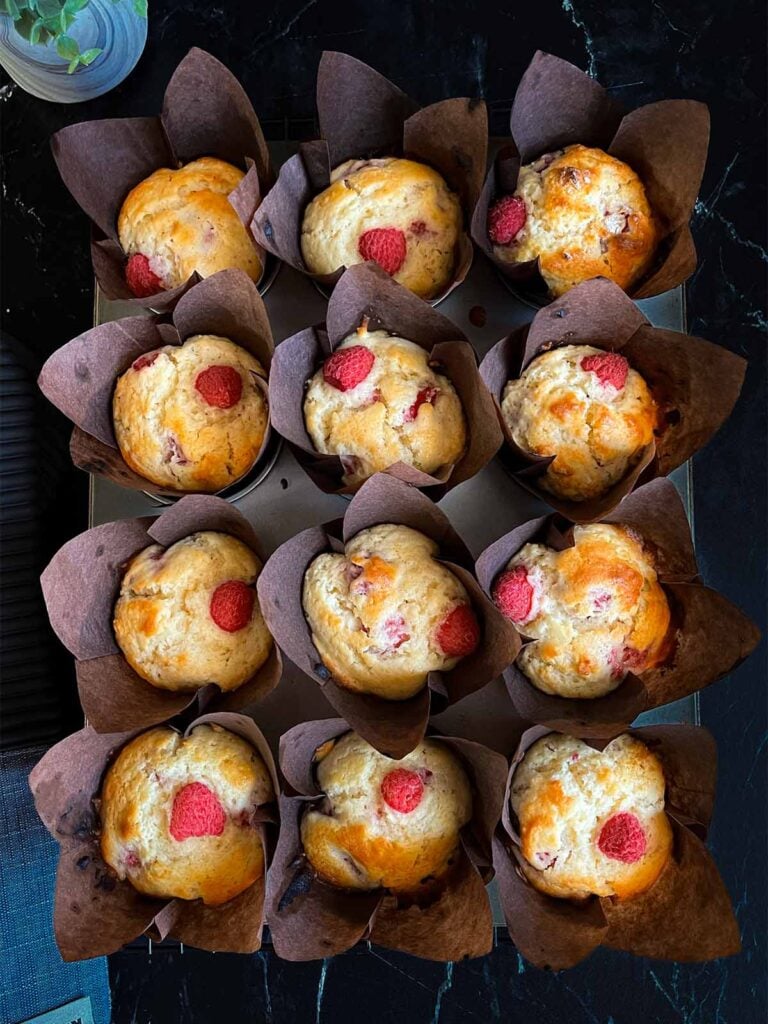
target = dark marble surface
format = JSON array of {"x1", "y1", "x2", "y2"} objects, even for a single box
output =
[{"x1": 2, "y1": 1, "x2": 766, "y2": 1021}]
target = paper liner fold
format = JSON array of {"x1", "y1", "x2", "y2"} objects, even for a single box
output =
[
  {"x1": 493, "y1": 724, "x2": 740, "y2": 969},
  {"x1": 266, "y1": 718, "x2": 508, "y2": 961},
  {"x1": 479, "y1": 277, "x2": 746, "y2": 523},
  {"x1": 51, "y1": 48, "x2": 270, "y2": 309},
  {"x1": 40, "y1": 496, "x2": 282, "y2": 732},
  {"x1": 475, "y1": 478, "x2": 759, "y2": 736},
  {"x1": 268, "y1": 263, "x2": 502, "y2": 497},
  {"x1": 252, "y1": 51, "x2": 486, "y2": 302},
  {"x1": 28, "y1": 712, "x2": 279, "y2": 960},
  {"x1": 38, "y1": 269, "x2": 275, "y2": 497},
  {"x1": 471, "y1": 50, "x2": 710, "y2": 299},
  {"x1": 258, "y1": 474, "x2": 520, "y2": 758}
]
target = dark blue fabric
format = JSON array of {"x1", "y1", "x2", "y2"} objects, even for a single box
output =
[{"x1": 0, "y1": 747, "x2": 111, "y2": 1024}]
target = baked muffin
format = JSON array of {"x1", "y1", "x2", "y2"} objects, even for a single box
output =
[
  {"x1": 302, "y1": 524, "x2": 480, "y2": 700},
  {"x1": 112, "y1": 334, "x2": 268, "y2": 493},
  {"x1": 114, "y1": 531, "x2": 273, "y2": 692},
  {"x1": 100, "y1": 723, "x2": 273, "y2": 905},
  {"x1": 303, "y1": 323, "x2": 467, "y2": 488},
  {"x1": 510, "y1": 733, "x2": 673, "y2": 899},
  {"x1": 492, "y1": 524, "x2": 670, "y2": 699},
  {"x1": 118, "y1": 157, "x2": 262, "y2": 297},
  {"x1": 501, "y1": 344, "x2": 658, "y2": 502},
  {"x1": 301, "y1": 731, "x2": 472, "y2": 892},
  {"x1": 487, "y1": 145, "x2": 657, "y2": 297},
  {"x1": 301, "y1": 157, "x2": 462, "y2": 299}
]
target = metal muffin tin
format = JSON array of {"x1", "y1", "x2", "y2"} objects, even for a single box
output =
[{"x1": 89, "y1": 144, "x2": 697, "y2": 936}]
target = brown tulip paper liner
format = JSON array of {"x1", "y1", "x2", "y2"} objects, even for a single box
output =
[
  {"x1": 269, "y1": 262, "x2": 502, "y2": 497},
  {"x1": 475, "y1": 478, "x2": 760, "y2": 737},
  {"x1": 470, "y1": 50, "x2": 710, "y2": 300},
  {"x1": 28, "y1": 711, "x2": 279, "y2": 960},
  {"x1": 257, "y1": 474, "x2": 520, "y2": 758},
  {"x1": 50, "y1": 48, "x2": 271, "y2": 311},
  {"x1": 252, "y1": 51, "x2": 487, "y2": 302},
  {"x1": 493, "y1": 724, "x2": 740, "y2": 969},
  {"x1": 265, "y1": 717, "x2": 508, "y2": 961},
  {"x1": 40, "y1": 495, "x2": 282, "y2": 732},
  {"x1": 479, "y1": 277, "x2": 746, "y2": 523},
  {"x1": 38, "y1": 269, "x2": 275, "y2": 497}
]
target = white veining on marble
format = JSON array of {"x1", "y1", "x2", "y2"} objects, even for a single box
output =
[
  {"x1": 315, "y1": 958, "x2": 328, "y2": 1023},
  {"x1": 431, "y1": 961, "x2": 453, "y2": 1024},
  {"x1": 561, "y1": 0, "x2": 598, "y2": 76}
]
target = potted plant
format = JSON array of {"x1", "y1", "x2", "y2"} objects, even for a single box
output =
[{"x1": 0, "y1": 0, "x2": 147, "y2": 102}]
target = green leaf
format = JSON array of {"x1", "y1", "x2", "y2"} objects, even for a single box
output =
[
  {"x1": 12, "y1": 8, "x2": 37, "y2": 37},
  {"x1": 56, "y1": 32, "x2": 78, "y2": 58},
  {"x1": 59, "y1": 6, "x2": 73, "y2": 31},
  {"x1": 67, "y1": 54, "x2": 79, "y2": 72},
  {"x1": 78, "y1": 45, "x2": 100, "y2": 64},
  {"x1": 63, "y1": 0, "x2": 88, "y2": 11},
  {"x1": 5, "y1": 0, "x2": 20, "y2": 20},
  {"x1": 36, "y1": 0, "x2": 62, "y2": 18},
  {"x1": 29, "y1": 14, "x2": 44, "y2": 41},
  {"x1": 132, "y1": 0, "x2": 147, "y2": 16}
]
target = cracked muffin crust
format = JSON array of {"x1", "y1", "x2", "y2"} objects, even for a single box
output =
[
  {"x1": 118, "y1": 157, "x2": 262, "y2": 297},
  {"x1": 301, "y1": 731, "x2": 472, "y2": 892},
  {"x1": 500, "y1": 344, "x2": 658, "y2": 502},
  {"x1": 112, "y1": 334, "x2": 268, "y2": 493},
  {"x1": 511, "y1": 733, "x2": 673, "y2": 900},
  {"x1": 100, "y1": 723, "x2": 273, "y2": 905},
  {"x1": 300, "y1": 157, "x2": 463, "y2": 298},
  {"x1": 303, "y1": 325, "x2": 467, "y2": 488},
  {"x1": 302, "y1": 524, "x2": 481, "y2": 700},
  {"x1": 493, "y1": 523, "x2": 671, "y2": 699},
  {"x1": 113, "y1": 531, "x2": 273, "y2": 692},
  {"x1": 488, "y1": 145, "x2": 657, "y2": 297}
]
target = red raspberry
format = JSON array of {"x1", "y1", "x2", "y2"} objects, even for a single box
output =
[
  {"x1": 404, "y1": 386, "x2": 440, "y2": 423},
  {"x1": 132, "y1": 352, "x2": 160, "y2": 372},
  {"x1": 487, "y1": 195, "x2": 527, "y2": 245},
  {"x1": 580, "y1": 352, "x2": 629, "y2": 390},
  {"x1": 322, "y1": 346, "x2": 375, "y2": 392},
  {"x1": 435, "y1": 604, "x2": 480, "y2": 657},
  {"x1": 358, "y1": 228, "x2": 407, "y2": 275},
  {"x1": 409, "y1": 220, "x2": 428, "y2": 236},
  {"x1": 597, "y1": 812, "x2": 647, "y2": 863},
  {"x1": 493, "y1": 565, "x2": 533, "y2": 623},
  {"x1": 125, "y1": 253, "x2": 164, "y2": 298},
  {"x1": 383, "y1": 614, "x2": 410, "y2": 650},
  {"x1": 609, "y1": 645, "x2": 646, "y2": 679},
  {"x1": 169, "y1": 782, "x2": 226, "y2": 841},
  {"x1": 195, "y1": 365, "x2": 243, "y2": 409},
  {"x1": 209, "y1": 580, "x2": 255, "y2": 632},
  {"x1": 380, "y1": 768, "x2": 424, "y2": 813}
]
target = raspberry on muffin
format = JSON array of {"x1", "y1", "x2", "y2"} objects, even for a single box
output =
[
  {"x1": 302, "y1": 523, "x2": 480, "y2": 700},
  {"x1": 500, "y1": 344, "x2": 658, "y2": 502},
  {"x1": 112, "y1": 334, "x2": 268, "y2": 493},
  {"x1": 113, "y1": 531, "x2": 273, "y2": 692},
  {"x1": 487, "y1": 145, "x2": 657, "y2": 297},
  {"x1": 300, "y1": 157, "x2": 462, "y2": 299},
  {"x1": 492, "y1": 524, "x2": 671, "y2": 699},
  {"x1": 303, "y1": 324, "x2": 467, "y2": 489},
  {"x1": 510, "y1": 733, "x2": 673, "y2": 899},
  {"x1": 118, "y1": 157, "x2": 262, "y2": 296},
  {"x1": 100, "y1": 723, "x2": 273, "y2": 905},
  {"x1": 301, "y1": 731, "x2": 472, "y2": 892}
]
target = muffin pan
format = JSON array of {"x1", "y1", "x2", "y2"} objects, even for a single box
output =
[{"x1": 85, "y1": 145, "x2": 698, "y2": 937}]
